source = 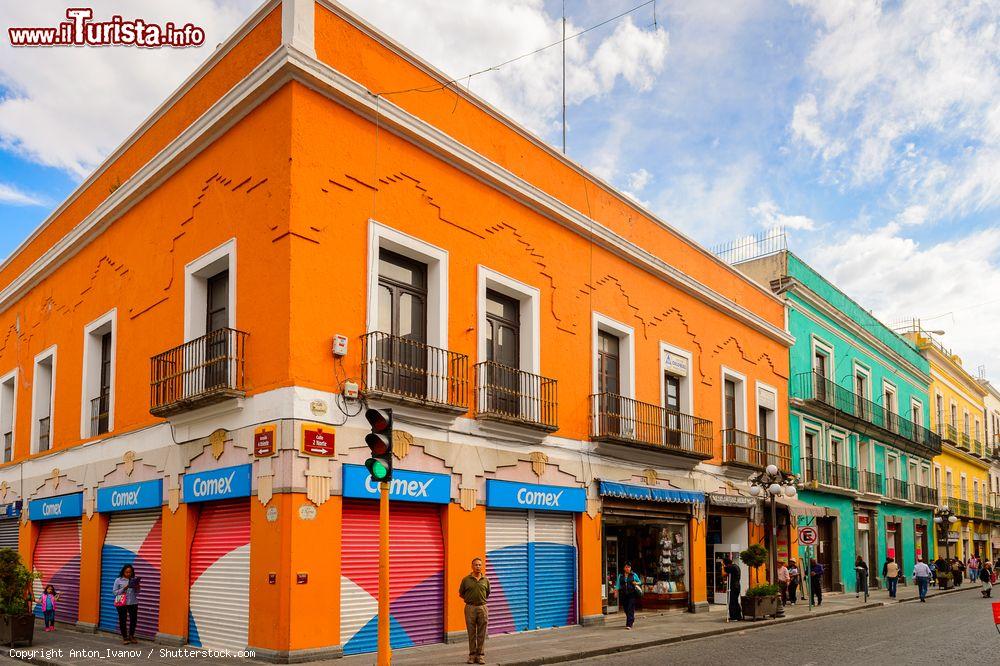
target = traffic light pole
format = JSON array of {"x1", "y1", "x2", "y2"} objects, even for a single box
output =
[{"x1": 377, "y1": 480, "x2": 391, "y2": 666}]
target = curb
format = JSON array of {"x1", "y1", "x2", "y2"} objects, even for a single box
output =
[{"x1": 895, "y1": 584, "x2": 978, "y2": 604}]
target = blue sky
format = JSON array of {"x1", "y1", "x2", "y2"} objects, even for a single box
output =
[{"x1": 2, "y1": 0, "x2": 999, "y2": 381}]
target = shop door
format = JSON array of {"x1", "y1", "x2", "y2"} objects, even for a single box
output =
[
  {"x1": 818, "y1": 517, "x2": 835, "y2": 591},
  {"x1": 486, "y1": 509, "x2": 529, "y2": 634},
  {"x1": 711, "y1": 517, "x2": 748, "y2": 604},
  {"x1": 532, "y1": 512, "x2": 577, "y2": 629},
  {"x1": 0, "y1": 519, "x2": 18, "y2": 549},
  {"x1": 99, "y1": 509, "x2": 162, "y2": 638},
  {"x1": 32, "y1": 519, "x2": 81, "y2": 624},
  {"x1": 188, "y1": 500, "x2": 250, "y2": 650},
  {"x1": 341, "y1": 500, "x2": 444, "y2": 655}
]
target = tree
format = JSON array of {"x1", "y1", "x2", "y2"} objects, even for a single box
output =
[{"x1": 739, "y1": 544, "x2": 769, "y2": 586}]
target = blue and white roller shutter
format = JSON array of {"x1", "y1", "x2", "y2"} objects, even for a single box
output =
[
  {"x1": 99, "y1": 509, "x2": 162, "y2": 638},
  {"x1": 532, "y1": 512, "x2": 576, "y2": 629},
  {"x1": 486, "y1": 510, "x2": 529, "y2": 635}
]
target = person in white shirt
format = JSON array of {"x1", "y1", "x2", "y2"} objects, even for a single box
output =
[{"x1": 913, "y1": 557, "x2": 932, "y2": 602}]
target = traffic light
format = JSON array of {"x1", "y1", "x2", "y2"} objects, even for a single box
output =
[{"x1": 364, "y1": 407, "x2": 393, "y2": 483}]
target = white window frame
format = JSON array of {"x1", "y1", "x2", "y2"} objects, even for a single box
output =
[
  {"x1": 934, "y1": 391, "x2": 944, "y2": 431},
  {"x1": 857, "y1": 436, "x2": 872, "y2": 471},
  {"x1": 754, "y1": 381, "x2": 779, "y2": 440},
  {"x1": 910, "y1": 397, "x2": 923, "y2": 427},
  {"x1": 184, "y1": 238, "x2": 236, "y2": 341},
  {"x1": 476, "y1": 266, "x2": 540, "y2": 373},
  {"x1": 720, "y1": 367, "x2": 747, "y2": 431},
  {"x1": 80, "y1": 308, "x2": 117, "y2": 438},
  {"x1": 973, "y1": 479, "x2": 980, "y2": 503},
  {"x1": 30, "y1": 346, "x2": 57, "y2": 454},
  {"x1": 960, "y1": 473, "x2": 968, "y2": 500},
  {"x1": 811, "y1": 336, "x2": 834, "y2": 377},
  {"x1": 950, "y1": 400, "x2": 958, "y2": 429},
  {"x1": 0, "y1": 369, "x2": 17, "y2": 463},
  {"x1": 591, "y1": 313, "x2": 634, "y2": 399},
  {"x1": 934, "y1": 465, "x2": 942, "y2": 493},
  {"x1": 946, "y1": 468, "x2": 954, "y2": 497},
  {"x1": 962, "y1": 410, "x2": 970, "y2": 436},
  {"x1": 881, "y1": 379, "x2": 898, "y2": 414},
  {"x1": 801, "y1": 423, "x2": 822, "y2": 467},
  {"x1": 659, "y1": 342, "x2": 693, "y2": 415},
  {"x1": 853, "y1": 362, "x2": 872, "y2": 401}
]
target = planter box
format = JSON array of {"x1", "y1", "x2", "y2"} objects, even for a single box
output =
[
  {"x1": 0, "y1": 613, "x2": 35, "y2": 647},
  {"x1": 740, "y1": 594, "x2": 779, "y2": 620},
  {"x1": 938, "y1": 576, "x2": 954, "y2": 589}
]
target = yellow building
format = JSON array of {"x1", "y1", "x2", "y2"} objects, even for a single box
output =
[{"x1": 904, "y1": 325, "x2": 993, "y2": 562}]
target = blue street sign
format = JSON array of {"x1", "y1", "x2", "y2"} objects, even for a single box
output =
[
  {"x1": 486, "y1": 480, "x2": 586, "y2": 512},
  {"x1": 342, "y1": 464, "x2": 450, "y2": 504},
  {"x1": 29, "y1": 493, "x2": 84, "y2": 521},
  {"x1": 182, "y1": 464, "x2": 252, "y2": 504},
  {"x1": 96, "y1": 479, "x2": 163, "y2": 513}
]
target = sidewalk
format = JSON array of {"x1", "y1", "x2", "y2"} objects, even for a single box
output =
[{"x1": 0, "y1": 584, "x2": 976, "y2": 666}]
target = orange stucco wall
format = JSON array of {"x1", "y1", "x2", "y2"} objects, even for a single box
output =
[
  {"x1": 158, "y1": 503, "x2": 198, "y2": 642},
  {"x1": 576, "y1": 512, "x2": 603, "y2": 620},
  {"x1": 443, "y1": 504, "x2": 486, "y2": 634},
  {"x1": 78, "y1": 513, "x2": 110, "y2": 626},
  {"x1": 689, "y1": 517, "x2": 708, "y2": 606}
]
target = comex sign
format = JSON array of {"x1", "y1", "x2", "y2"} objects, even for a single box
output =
[
  {"x1": 343, "y1": 464, "x2": 449, "y2": 504},
  {"x1": 487, "y1": 480, "x2": 586, "y2": 513},
  {"x1": 182, "y1": 464, "x2": 252, "y2": 504},
  {"x1": 97, "y1": 479, "x2": 162, "y2": 513},
  {"x1": 29, "y1": 493, "x2": 83, "y2": 522}
]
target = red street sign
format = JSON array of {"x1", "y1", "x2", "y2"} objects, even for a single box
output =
[
  {"x1": 799, "y1": 526, "x2": 818, "y2": 546},
  {"x1": 993, "y1": 602, "x2": 1000, "y2": 626},
  {"x1": 303, "y1": 427, "x2": 336, "y2": 456},
  {"x1": 254, "y1": 427, "x2": 275, "y2": 457}
]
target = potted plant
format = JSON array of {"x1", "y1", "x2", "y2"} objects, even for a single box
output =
[
  {"x1": 0, "y1": 548, "x2": 39, "y2": 647},
  {"x1": 741, "y1": 583, "x2": 781, "y2": 620},
  {"x1": 739, "y1": 544, "x2": 769, "y2": 585}
]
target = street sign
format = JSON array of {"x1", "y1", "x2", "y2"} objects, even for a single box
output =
[
  {"x1": 799, "y1": 526, "x2": 818, "y2": 545},
  {"x1": 254, "y1": 425, "x2": 276, "y2": 457},
  {"x1": 301, "y1": 425, "x2": 336, "y2": 456}
]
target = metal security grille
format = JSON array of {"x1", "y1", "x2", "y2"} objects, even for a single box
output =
[
  {"x1": 486, "y1": 510, "x2": 529, "y2": 635},
  {"x1": 0, "y1": 519, "x2": 18, "y2": 550},
  {"x1": 188, "y1": 500, "x2": 250, "y2": 650},
  {"x1": 32, "y1": 519, "x2": 81, "y2": 624},
  {"x1": 532, "y1": 512, "x2": 577, "y2": 629},
  {"x1": 99, "y1": 510, "x2": 162, "y2": 638}
]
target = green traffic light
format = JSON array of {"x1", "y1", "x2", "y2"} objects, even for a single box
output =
[{"x1": 366, "y1": 457, "x2": 390, "y2": 481}]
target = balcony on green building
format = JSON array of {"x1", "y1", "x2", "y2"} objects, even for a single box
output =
[{"x1": 791, "y1": 371, "x2": 941, "y2": 459}]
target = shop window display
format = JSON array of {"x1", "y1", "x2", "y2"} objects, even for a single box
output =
[{"x1": 604, "y1": 521, "x2": 690, "y2": 612}]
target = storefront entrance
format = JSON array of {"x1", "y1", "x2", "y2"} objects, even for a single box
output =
[
  {"x1": 604, "y1": 515, "x2": 691, "y2": 612},
  {"x1": 706, "y1": 515, "x2": 748, "y2": 605},
  {"x1": 817, "y1": 516, "x2": 838, "y2": 591}
]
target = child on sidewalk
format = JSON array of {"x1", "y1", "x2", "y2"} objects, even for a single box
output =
[{"x1": 40, "y1": 584, "x2": 59, "y2": 631}]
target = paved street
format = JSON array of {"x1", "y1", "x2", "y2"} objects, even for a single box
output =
[{"x1": 573, "y1": 588, "x2": 995, "y2": 665}]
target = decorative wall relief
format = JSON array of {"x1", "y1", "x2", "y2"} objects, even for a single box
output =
[
  {"x1": 393, "y1": 430, "x2": 413, "y2": 460},
  {"x1": 529, "y1": 451, "x2": 548, "y2": 478},
  {"x1": 209, "y1": 429, "x2": 227, "y2": 460},
  {"x1": 122, "y1": 451, "x2": 136, "y2": 477},
  {"x1": 257, "y1": 456, "x2": 274, "y2": 507},
  {"x1": 305, "y1": 458, "x2": 333, "y2": 507},
  {"x1": 460, "y1": 487, "x2": 477, "y2": 512}
]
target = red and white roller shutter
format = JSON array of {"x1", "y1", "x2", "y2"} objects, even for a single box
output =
[
  {"x1": 32, "y1": 519, "x2": 82, "y2": 624},
  {"x1": 341, "y1": 500, "x2": 444, "y2": 655},
  {"x1": 188, "y1": 500, "x2": 250, "y2": 651}
]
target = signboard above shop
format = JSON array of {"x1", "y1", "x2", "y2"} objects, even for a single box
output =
[
  {"x1": 0, "y1": 501, "x2": 22, "y2": 519},
  {"x1": 486, "y1": 479, "x2": 587, "y2": 513},
  {"x1": 183, "y1": 464, "x2": 252, "y2": 504},
  {"x1": 29, "y1": 493, "x2": 83, "y2": 521},
  {"x1": 96, "y1": 479, "x2": 163, "y2": 513},
  {"x1": 342, "y1": 465, "x2": 450, "y2": 504}
]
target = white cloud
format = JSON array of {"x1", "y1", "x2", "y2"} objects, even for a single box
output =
[
  {"x1": 0, "y1": 182, "x2": 44, "y2": 206},
  {"x1": 626, "y1": 168, "x2": 652, "y2": 193},
  {"x1": 750, "y1": 199, "x2": 816, "y2": 231},
  {"x1": 654, "y1": 155, "x2": 761, "y2": 240}
]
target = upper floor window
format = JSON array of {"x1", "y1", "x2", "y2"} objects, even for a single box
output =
[
  {"x1": 0, "y1": 371, "x2": 15, "y2": 463},
  {"x1": 946, "y1": 470, "x2": 953, "y2": 497},
  {"x1": 82, "y1": 310, "x2": 115, "y2": 438},
  {"x1": 31, "y1": 348, "x2": 56, "y2": 454},
  {"x1": 974, "y1": 479, "x2": 980, "y2": 503},
  {"x1": 597, "y1": 331, "x2": 620, "y2": 395},
  {"x1": 951, "y1": 403, "x2": 958, "y2": 427},
  {"x1": 373, "y1": 250, "x2": 428, "y2": 397},
  {"x1": 935, "y1": 395, "x2": 944, "y2": 428},
  {"x1": 963, "y1": 411, "x2": 970, "y2": 435},
  {"x1": 960, "y1": 475, "x2": 968, "y2": 500},
  {"x1": 724, "y1": 379, "x2": 737, "y2": 430}
]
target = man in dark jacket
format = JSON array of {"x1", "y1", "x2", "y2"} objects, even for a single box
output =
[{"x1": 723, "y1": 557, "x2": 742, "y2": 621}]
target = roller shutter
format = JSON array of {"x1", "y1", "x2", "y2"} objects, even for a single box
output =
[
  {"x1": 485, "y1": 510, "x2": 577, "y2": 635},
  {"x1": 188, "y1": 500, "x2": 250, "y2": 650},
  {"x1": 341, "y1": 500, "x2": 444, "y2": 655},
  {"x1": 99, "y1": 510, "x2": 162, "y2": 637},
  {"x1": 486, "y1": 510, "x2": 529, "y2": 634},
  {"x1": 32, "y1": 519, "x2": 81, "y2": 624},
  {"x1": 532, "y1": 512, "x2": 577, "y2": 629},
  {"x1": 0, "y1": 520, "x2": 18, "y2": 550}
]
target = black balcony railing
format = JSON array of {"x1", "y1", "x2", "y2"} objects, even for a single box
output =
[
  {"x1": 803, "y1": 457, "x2": 860, "y2": 491},
  {"x1": 150, "y1": 328, "x2": 247, "y2": 417},
  {"x1": 948, "y1": 497, "x2": 970, "y2": 517},
  {"x1": 912, "y1": 484, "x2": 938, "y2": 505},
  {"x1": 859, "y1": 470, "x2": 883, "y2": 495},
  {"x1": 473, "y1": 362, "x2": 557, "y2": 431},
  {"x1": 37, "y1": 416, "x2": 50, "y2": 452},
  {"x1": 2, "y1": 431, "x2": 11, "y2": 463},
  {"x1": 721, "y1": 428, "x2": 791, "y2": 471},
  {"x1": 885, "y1": 478, "x2": 908, "y2": 501},
  {"x1": 360, "y1": 332, "x2": 468, "y2": 411},
  {"x1": 971, "y1": 501, "x2": 985, "y2": 520},
  {"x1": 589, "y1": 394, "x2": 713, "y2": 458},
  {"x1": 792, "y1": 372, "x2": 940, "y2": 453},
  {"x1": 90, "y1": 391, "x2": 110, "y2": 438}
]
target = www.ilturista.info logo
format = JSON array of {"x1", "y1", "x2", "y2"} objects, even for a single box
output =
[{"x1": 8, "y1": 8, "x2": 206, "y2": 48}]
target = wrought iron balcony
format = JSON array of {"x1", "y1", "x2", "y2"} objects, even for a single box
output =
[
  {"x1": 150, "y1": 328, "x2": 247, "y2": 417},
  {"x1": 948, "y1": 496, "x2": 970, "y2": 518},
  {"x1": 791, "y1": 372, "x2": 941, "y2": 457},
  {"x1": 803, "y1": 457, "x2": 862, "y2": 492},
  {"x1": 589, "y1": 394, "x2": 713, "y2": 459},
  {"x1": 911, "y1": 484, "x2": 938, "y2": 506},
  {"x1": 721, "y1": 428, "x2": 791, "y2": 471},
  {"x1": 957, "y1": 432, "x2": 971, "y2": 452},
  {"x1": 971, "y1": 501, "x2": 985, "y2": 520},
  {"x1": 885, "y1": 478, "x2": 909, "y2": 502},
  {"x1": 972, "y1": 438, "x2": 984, "y2": 458},
  {"x1": 360, "y1": 332, "x2": 468, "y2": 412},
  {"x1": 859, "y1": 470, "x2": 883, "y2": 495},
  {"x1": 90, "y1": 391, "x2": 110, "y2": 437},
  {"x1": 473, "y1": 362, "x2": 557, "y2": 431}
]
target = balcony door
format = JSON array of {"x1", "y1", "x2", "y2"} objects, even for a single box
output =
[
  {"x1": 205, "y1": 270, "x2": 229, "y2": 390},
  {"x1": 597, "y1": 331, "x2": 622, "y2": 436},
  {"x1": 485, "y1": 289, "x2": 521, "y2": 416},
  {"x1": 376, "y1": 250, "x2": 428, "y2": 397},
  {"x1": 813, "y1": 352, "x2": 829, "y2": 402},
  {"x1": 665, "y1": 374, "x2": 681, "y2": 448}
]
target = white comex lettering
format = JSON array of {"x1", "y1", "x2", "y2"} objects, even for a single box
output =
[
  {"x1": 192, "y1": 471, "x2": 236, "y2": 497},
  {"x1": 515, "y1": 487, "x2": 563, "y2": 507},
  {"x1": 111, "y1": 489, "x2": 140, "y2": 507},
  {"x1": 42, "y1": 501, "x2": 63, "y2": 516},
  {"x1": 363, "y1": 474, "x2": 433, "y2": 499}
]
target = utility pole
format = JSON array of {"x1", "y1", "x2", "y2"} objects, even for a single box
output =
[{"x1": 377, "y1": 481, "x2": 391, "y2": 666}]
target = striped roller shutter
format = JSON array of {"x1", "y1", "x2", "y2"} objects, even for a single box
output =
[
  {"x1": 99, "y1": 509, "x2": 162, "y2": 637},
  {"x1": 341, "y1": 500, "x2": 444, "y2": 655},
  {"x1": 0, "y1": 520, "x2": 18, "y2": 550},
  {"x1": 188, "y1": 500, "x2": 250, "y2": 650},
  {"x1": 485, "y1": 510, "x2": 529, "y2": 635},
  {"x1": 532, "y1": 512, "x2": 577, "y2": 629},
  {"x1": 32, "y1": 519, "x2": 81, "y2": 624}
]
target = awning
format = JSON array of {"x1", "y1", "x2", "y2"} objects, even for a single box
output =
[
  {"x1": 775, "y1": 495, "x2": 835, "y2": 518},
  {"x1": 599, "y1": 480, "x2": 704, "y2": 505}
]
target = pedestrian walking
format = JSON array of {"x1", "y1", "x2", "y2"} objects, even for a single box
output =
[
  {"x1": 616, "y1": 562, "x2": 643, "y2": 630},
  {"x1": 951, "y1": 558, "x2": 963, "y2": 587},
  {"x1": 913, "y1": 557, "x2": 932, "y2": 602},
  {"x1": 883, "y1": 557, "x2": 900, "y2": 599},
  {"x1": 111, "y1": 564, "x2": 141, "y2": 645},
  {"x1": 854, "y1": 555, "x2": 869, "y2": 599},
  {"x1": 777, "y1": 561, "x2": 789, "y2": 606},
  {"x1": 39, "y1": 584, "x2": 58, "y2": 632},
  {"x1": 809, "y1": 559, "x2": 824, "y2": 606},
  {"x1": 968, "y1": 554, "x2": 979, "y2": 583},
  {"x1": 979, "y1": 561, "x2": 993, "y2": 598},
  {"x1": 723, "y1": 557, "x2": 742, "y2": 621},
  {"x1": 458, "y1": 557, "x2": 490, "y2": 664},
  {"x1": 787, "y1": 560, "x2": 800, "y2": 605}
]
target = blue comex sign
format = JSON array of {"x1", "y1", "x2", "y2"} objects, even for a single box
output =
[
  {"x1": 0, "y1": 501, "x2": 22, "y2": 519},
  {"x1": 486, "y1": 480, "x2": 586, "y2": 512},
  {"x1": 96, "y1": 479, "x2": 163, "y2": 513},
  {"x1": 29, "y1": 493, "x2": 84, "y2": 521},
  {"x1": 183, "y1": 464, "x2": 252, "y2": 504},
  {"x1": 342, "y1": 464, "x2": 450, "y2": 504}
]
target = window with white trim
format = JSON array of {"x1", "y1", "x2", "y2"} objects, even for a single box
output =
[
  {"x1": 960, "y1": 474, "x2": 968, "y2": 501},
  {"x1": 184, "y1": 239, "x2": 236, "y2": 341},
  {"x1": 0, "y1": 370, "x2": 16, "y2": 462},
  {"x1": 81, "y1": 310, "x2": 115, "y2": 438},
  {"x1": 31, "y1": 348, "x2": 56, "y2": 454}
]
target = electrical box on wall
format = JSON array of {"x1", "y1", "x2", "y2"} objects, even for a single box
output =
[
  {"x1": 332, "y1": 334, "x2": 349, "y2": 356},
  {"x1": 343, "y1": 381, "x2": 359, "y2": 399}
]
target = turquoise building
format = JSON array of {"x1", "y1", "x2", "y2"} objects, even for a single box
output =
[{"x1": 737, "y1": 251, "x2": 941, "y2": 592}]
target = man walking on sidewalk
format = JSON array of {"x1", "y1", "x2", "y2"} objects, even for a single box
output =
[
  {"x1": 913, "y1": 557, "x2": 932, "y2": 602},
  {"x1": 459, "y1": 557, "x2": 490, "y2": 664},
  {"x1": 617, "y1": 562, "x2": 642, "y2": 630}
]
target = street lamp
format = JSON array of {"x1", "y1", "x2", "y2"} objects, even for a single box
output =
[
  {"x1": 933, "y1": 504, "x2": 959, "y2": 562},
  {"x1": 749, "y1": 465, "x2": 798, "y2": 597}
]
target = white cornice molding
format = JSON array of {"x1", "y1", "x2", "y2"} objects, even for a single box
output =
[
  {"x1": 930, "y1": 367, "x2": 987, "y2": 410},
  {"x1": 282, "y1": 0, "x2": 315, "y2": 57},
  {"x1": 940, "y1": 442, "x2": 992, "y2": 471},
  {"x1": 926, "y1": 348, "x2": 989, "y2": 401},
  {"x1": 0, "y1": 0, "x2": 281, "y2": 278},
  {"x1": 786, "y1": 283, "x2": 930, "y2": 386},
  {"x1": 0, "y1": 47, "x2": 794, "y2": 348}
]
